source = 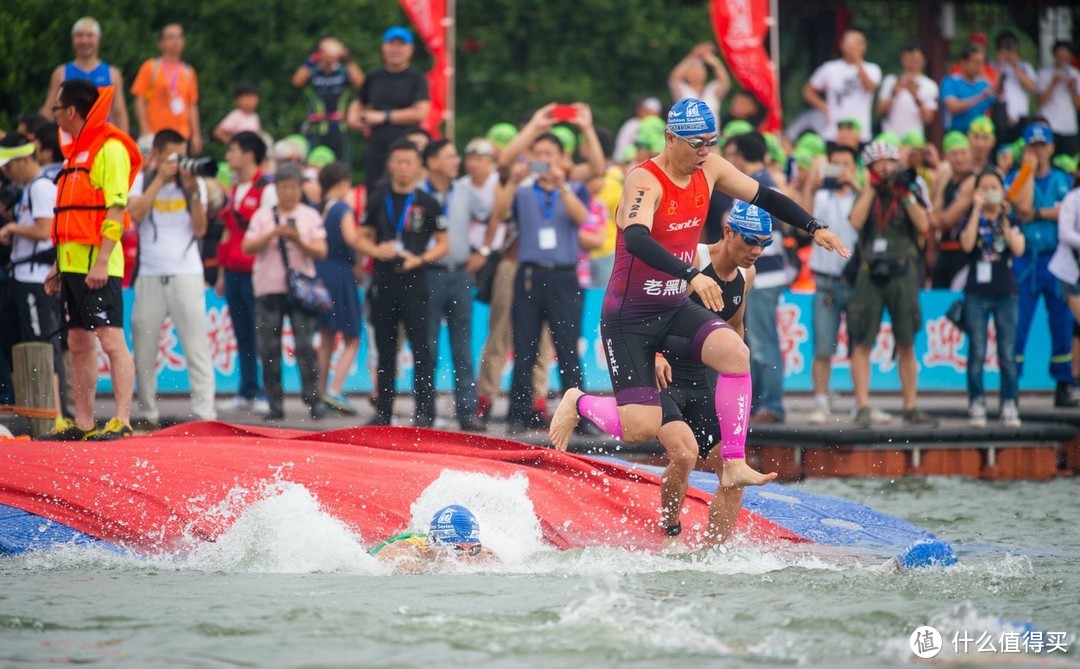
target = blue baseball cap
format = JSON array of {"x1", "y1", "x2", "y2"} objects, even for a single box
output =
[
  {"x1": 727, "y1": 199, "x2": 772, "y2": 236},
  {"x1": 666, "y1": 97, "x2": 717, "y2": 137},
  {"x1": 382, "y1": 26, "x2": 414, "y2": 44},
  {"x1": 1023, "y1": 123, "x2": 1052, "y2": 145},
  {"x1": 428, "y1": 505, "x2": 480, "y2": 544}
]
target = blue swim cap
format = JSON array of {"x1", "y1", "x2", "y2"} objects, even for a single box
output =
[
  {"x1": 727, "y1": 199, "x2": 772, "y2": 236},
  {"x1": 666, "y1": 98, "x2": 717, "y2": 137},
  {"x1": 895, "y1": 539, "x2": 958, "y2": 570},
  {"x1": 428, "y1": 505, "x2": 480, "y2": 544}
]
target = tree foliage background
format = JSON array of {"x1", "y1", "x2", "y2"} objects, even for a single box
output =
[
  {"x1": 0, "y1": 0, "x2": 716, "y2": 167},
  {"x1": 0, "y1": 0, "x2": 1051, "y2": 171}
]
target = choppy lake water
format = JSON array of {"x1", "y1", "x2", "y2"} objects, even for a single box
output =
[{"x1": 2, "y1": 476, "x2": 1078, "y2": 668}]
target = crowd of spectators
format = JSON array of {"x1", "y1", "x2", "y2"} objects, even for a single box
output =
[{"x1": 1, "y1": 17, "x2": 1079, "y2": 439}]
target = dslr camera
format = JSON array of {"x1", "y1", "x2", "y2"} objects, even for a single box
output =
[{"x1": 167, "y1": 153, "x2": 217, "y2": 177}]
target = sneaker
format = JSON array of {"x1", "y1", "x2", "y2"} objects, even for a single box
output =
[
  {"x1": 262, "y1": 409, "x2": 286, "y2": 422},
  {"x1": 854, "y1": 406, "x2": 873, "y2": 428},
  {"x1": 322, "y1": 392, "x2": 357, "y2": 416},
  {"x1": 252, "y1": 397, "x2": 271, "y2": 414},
  {"x1": 44, "y1": 417, "x2": 91, "y2": 441},
  {"x1": 1055, "y1": 382, "x2": 1079, "y2": 408},
  {"x1": 1000, "y1": 401, "x2": 1021, "y2": 428},
  {"x1": 868, "y1": 407, "x2": 893, "y2": 424},
  {"x1": 309, "y1": 403, "x2": 327, "y2": 420},
  {"x1": 459, "y1": 416, "x2": 485, "y2": 432},
  {"x1": 902, "y1": 408, "x2": 939, "y2": 427},
  {"x1": 807, "y1": 406, "x2": 829, "y2": 425},
  {"x1": 365, "y1": 415, "x2": 391, "y2": 427},
  {"x1": 131, "y1": 417, "x2": 161, "y2": 432},
  {"x1": 217, "y1": 396, "x2": 253, "y2": 412},
  {"x1": 968, "y1": 400, "x2": 987, "y2": 428},
  {"x1": 84, "y1": 417, "x2": 133, "y2": 441}
]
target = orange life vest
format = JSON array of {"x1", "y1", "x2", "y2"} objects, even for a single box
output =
[{"x1": 53, "y1": 85, "x2": 142, "y2": 247}]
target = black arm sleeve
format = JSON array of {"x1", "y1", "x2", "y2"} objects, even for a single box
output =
[
  {"x1": 750, "y1": 182, "x2": 816, "y2": 232},
  {"x1": 622, "y1": 224, "x2": 700, "y2": 282}
]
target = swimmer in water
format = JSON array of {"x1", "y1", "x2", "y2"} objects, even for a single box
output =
[{"x1": 370, "y1": 504, "x2": 499, "y2": 572}]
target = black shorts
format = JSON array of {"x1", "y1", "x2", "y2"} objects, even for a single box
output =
[
  {"x1": 661, "y1": 383, "x2": 720, "y2": 457},
  {"x1": 600, "y1": 299, "x2": 728, "y2": 406},
  {"x1": 61, "y1": 273, "x2": 124, "y2": 330},
  {"x1": 6, "y1": 280, "x2": 63, "y2": 342}
]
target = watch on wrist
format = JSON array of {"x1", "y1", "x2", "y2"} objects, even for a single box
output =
[
  {"x1": 479, "y1": 246, "x2": 492, "y2": 257},
  {"x1": 806, "y1": 218, "x2": 829, "y2": 236}
]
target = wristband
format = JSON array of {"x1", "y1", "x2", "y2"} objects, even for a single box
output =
[
  {"x1": 805, "y1": 218, "x2": 829, "y2": 236},
  {"x1": 385, "y1": 110, "x2": 391, "y2": 124}
]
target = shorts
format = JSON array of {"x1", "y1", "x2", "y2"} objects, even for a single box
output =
[
  {"x1": 61, "y1": 273, "x2": 124, "y2": 330},
  {"x1": 660, "y1": 383, "x2": 720, "y2": 457},
  {"x1": 1062, "y1": 279, "x2": 1080, "y2": 298},
  {"x1": 812, "y1": 272, "x2": 854, "y2": 358},
  {"x1": 847, "y1": 269, "x2": 921, "y2": 348},
  {"x1": 6, "y1": 280, "x2": 63, "y2": 342},
  {"x1": 600, "y1": 299, "x2": 728, "y2": 406}
]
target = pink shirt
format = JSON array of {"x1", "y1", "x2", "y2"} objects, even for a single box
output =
[
  {"x1": 245, "y1": 203, "x2": 326, "y2": 297},
  {"x1": 218, "y1": 109, "x2": 262, "y2": 136}
]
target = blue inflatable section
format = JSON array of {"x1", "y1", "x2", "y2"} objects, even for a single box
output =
[
  {"x1": 611, "y1": 459, "x2": 945, "y2": 557},
  {"x1": 0, "y1": 504, "x2": 112, "y2": 555}
]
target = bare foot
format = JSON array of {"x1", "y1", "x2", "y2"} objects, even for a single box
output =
[
  {"x1": 719, "y1": 458, "x2": 778, "y2": 488},
  {"x1": 549, "y1": 388, "x2": 584, "y2": 451}
]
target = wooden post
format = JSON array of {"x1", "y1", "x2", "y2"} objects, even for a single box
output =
[{"x1": 12, "y1": 342, "x2": 55, "y2": 439}]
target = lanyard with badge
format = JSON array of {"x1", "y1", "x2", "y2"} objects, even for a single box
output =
[
  {"x1": 386, "y1": 191, "x2": 415, "y2": 253},
  {"x1": 534, "y1": 182, "x2": 558, "y2": 251},
  {"x1": 975, "y1": 214, "x2": 1005, "y2": 284},
  {"x1": 162, "y1": 59, "x2": 185, "y2": 116}
]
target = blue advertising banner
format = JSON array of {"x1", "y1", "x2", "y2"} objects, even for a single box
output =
[{"x1": 100, "y1": 288, "x2": 1056, "y2": 394}]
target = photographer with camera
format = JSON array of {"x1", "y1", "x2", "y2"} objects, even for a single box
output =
[
  {"x1": 848, "y1": 140, "x2": 938, "y2": 428},
  {"x1": 127, "y1": 129, "x2": 216, "y2": 429}
]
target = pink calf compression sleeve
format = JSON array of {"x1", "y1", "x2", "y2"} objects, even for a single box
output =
[
  {"x1": 715, "y1": 372, "x2": 751, "y2": 460},
  {"x1": 577, "y1": 394, "x2": 623, "y2": 440}
]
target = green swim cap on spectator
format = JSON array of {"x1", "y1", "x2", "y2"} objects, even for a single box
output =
[
  {"x1": 968, "y1": 116, "x2": 995, "y2": 137},
  {"x1": 486, "y1": 123, "x2": 518, "y2": 148},
  {"x1": 307, "y1": 145, "x2": 336, "y2": 167},
  {"x1": 1053, "y1": 154, "x2": 1078, "y2": 175},
  {"x1": 638, "y1": 115, "x2": 666, "y2": 136},
  {"x1": 763, "y1": 132, "x2": 786, "y2": 164},
  {"x1": 792, "y1": 148, "x2": 814, "y2": 170},
  {"x1": 901, "y1": 130, "x2": 927, "y2": 149},
  {"x1": 620, "y1": 145, "x2": 638, "y2": 163},
  {"x1": 721, "y1": 120, "x2": 754, "y2": 139},
  {"x1": 874, "y1": 132, "x2": 900, "y2": 149},
  {"x1": 942, "y1": 131, "x2": 971, "y2": 154},
  {"x1": 551, "y1": 125, "x2": 578, "y2": 155},
  {"x1": 216, "y1": 161, "x2": 232, "y2": 187},
  {"x1": 284, "y1": 134, "x2": 310, "y2": 161},
  {"x1": 795, "y1": 133, "x2": 826, "y2": 157},
  {"x1": 837, "y1": 117, "x2": 862, "y2": 132},
  {"x1": 635, "y1": 129, "x2": 666, "y2": 154}
]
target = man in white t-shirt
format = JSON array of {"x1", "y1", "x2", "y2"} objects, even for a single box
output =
[
  {"x1": 993, "y1": 31, "x2": 1038, "y2": 141},
  {"x1": 802, "y1": 29, "x2": 882, "y2": 143},
  {"x1": 0, "y1": 133, "x2": 68, "y2": 426},
  {"x1": 877, "y1": 43, "x2": 939, "y2": 139},
  {"x1": 1037, "y1": 41, "x2": 1080, "y2": 157},
  {"x1": 127, "y1": 128, "x2": 216, "y2": 427}
]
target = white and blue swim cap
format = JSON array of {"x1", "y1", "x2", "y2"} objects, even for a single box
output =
[
  {"x1": 666, "y1": 98, "x2": 717, "y2": 137},
  {"x1": 428, "y1": 505, "x2": 481, "y2": 544},
  {"x1": 727, "y1": 199, "x2": 773, "y2": 236}
]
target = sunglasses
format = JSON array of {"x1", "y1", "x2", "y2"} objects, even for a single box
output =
[
  {"x1": 50, "y1": 104, "x2": 71, "y2": 114},
  {"x1": 671, "y1": 133, "x2": 719, "y2": 150},
  {"x1": 736, "y1": 232, "x2": 773, "y2": 248}
]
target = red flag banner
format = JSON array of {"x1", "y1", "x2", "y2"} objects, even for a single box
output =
[
  {"x1": 711, "y1": 0, "x2": 781, "y2": 132},
  {"x1": 399, "y1": 0, "x2": 448, "y2": 138}
]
